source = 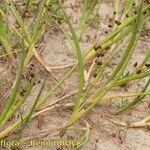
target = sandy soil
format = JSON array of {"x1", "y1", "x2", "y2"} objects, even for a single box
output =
[{"x1": 0, "y1": 0, "x2": 150, "y2": 150}]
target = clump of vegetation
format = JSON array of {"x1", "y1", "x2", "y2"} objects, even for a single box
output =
[{"x1": 0, "y1": 0, "x2": 150, "y2": 149}]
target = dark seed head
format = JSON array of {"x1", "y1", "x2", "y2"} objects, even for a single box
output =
[
  {"x1": 20, "y1": 90, "x2": 26, "y2": 96},
  {"x1": 94, "y1": 44, "x2": 101, "y2": 51},
  {"x1": 126, "y1": 14, "x2": 129, "y2": 17},
  {"x1": 133, "y1": 62, "x2": 138, "y2": 67},
  {"x1": 100, "y1": 53, "x2": 104, "y2": 57},
  {"x1": 109, "y1": 18, "x2": 113, "y2": 22},
  {"x1": 97, "y1": 61, "x2": 103, "y2": 66},
  {"x1": 137, "y1": 70, "x2": 142, "y2": 74},
  {"x1": 31, "y1": 64, "x2": 34, "y2": 67},
  {"x1": 20, "y1": 92, "x2": 24, "y2": 96},
  {"x1": 93, "y1": 73, "x2": 97, "y2": 77},
  {"x1": 22, "y1": 3, "x2": 26, "y2": 6},
  {"x1": 96, "y1": 52, "x2": 104, "y2": 57},
  {"x1": 115, "y1": 20, "x2": 117, "y2": 23},
  {"x1": 105, "y1": 46, "x2": 110, "y2": 51},
  {"x1": 108, "y1": 24, "x2": 113, "y2": 28},
  {"x1": 115, "y1": 20, "x2": 121, "y2": 25},
  {"x1": 105, "y1": 31, "x2": 108, "y2": 34},
  {"x1": 96, "y1": 53, "x2": 101, "y2": 57},
  {"x1": 132, "y1": 2, "x2": 136, "y2": 6},
  {"x1": 143, "y1": 11, "x2": 147, "y2": 15},
  {"x1": 145, "y1": 63, "x2": 150, "y2": 68},
  {"x1": 145, "y1": 0, "x2": 150, "y2": 4},
  {"x1": 13, "y1": 53, "x2": 17, "y2": 58},
  {"x1": 30, "y1": 67, "x2": 33, "y2": 70},
  {"x1": 114, "y1": 11, "x2": 116, "y2": 15},
  {"x1": 29, "y1": 78, "x2": 32, "y2": 82},
  {"x1": 120, "y1": 83, "x2": 127, "y2": 88},
  {"x1": 30, "y1": 73, "x2": 35, "y2": 78}
]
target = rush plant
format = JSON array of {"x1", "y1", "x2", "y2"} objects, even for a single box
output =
[{"x1": 0, "y1": 0, "x2": 149, "y2": 146}]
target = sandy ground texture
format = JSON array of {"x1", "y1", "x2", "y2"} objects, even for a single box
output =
[{"x1": 0, "y1": 0, "x2": 150, "y2": 150}]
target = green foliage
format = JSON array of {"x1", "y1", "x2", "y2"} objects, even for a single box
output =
[
  {"x1": 0, "y1": 0, "x2": 149, "y2": 145},
  {"x1": 0, "y1": 14, "x2": 10, "y2": 53}
]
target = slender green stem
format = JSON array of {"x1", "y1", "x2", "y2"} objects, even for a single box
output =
[
  {"x1": 0, "y1": 42, "x2": 26, "y2": 125},
  {"x1": 62, "y1": 8, "x2": 85, "y2": 113},
  {"x1": 119, "y1": 77, "x2": 150, "y2": 112}
]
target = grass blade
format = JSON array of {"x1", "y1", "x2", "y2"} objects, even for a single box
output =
[
  {"x1": 18, "y1": 79, "x2": 46, "y2": 138},
  {"x1": 119, "y1": 77, "x2": 150, "y2": 112},
  {"x1": 0, "y1": 14, "x2": 11, "y2": 53},
  {"x1": 0, "y1": 40, "x2": 26, "y2": 125},
  {"x1": 2, "y1": 78, "x2": 35, "y2": 124},
  {"x1": 68, "y1": 0, "x2": 144, "y2": 126},
  {"x1": 62, "y1": 8, "x2": 85, "y2": 113}
]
